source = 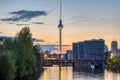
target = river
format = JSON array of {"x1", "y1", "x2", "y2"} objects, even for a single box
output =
[
  {"x1": 18, "y1": 66, "x2": 120, "y2": 80},
  {"x1": 37, "y1": 66, "x2": 120, "y2": 80}
]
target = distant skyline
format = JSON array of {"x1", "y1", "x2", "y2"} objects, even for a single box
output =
[{"x1": 0, "y1": 0, "x2": 120, "y2": 49}]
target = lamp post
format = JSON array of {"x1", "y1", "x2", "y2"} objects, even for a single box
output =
[
  {"x1": 110, "y1": 52, "x2": 114, "y2": 59},
  {"x1": 91, "y1": 64, "x2": 95, "y2": 75}
]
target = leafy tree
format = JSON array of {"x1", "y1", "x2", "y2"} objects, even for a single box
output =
[
  {"x1": 0, "y1": 27, "x2": 44, "y2": 79},
  {"x1": 106, "y1": 56, "x2": 120, "y2": 72},
  {"x1": 15, "y1": 27, "x2": 35, "y2": 77},
  {"x1": 33, "y1": 45, "x2": 44, "y2": 72},
  {"x1": 0, "y1": 51, "x2": 17, "y2": 80},
  {"x1": 111, "y1": 57, "x2": 120, "y2": 72},
  {"x1": 4, "y1": 38, "x2": 15, "y2": 50}
]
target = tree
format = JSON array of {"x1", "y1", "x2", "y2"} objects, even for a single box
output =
[
  {"x1": 0, "y1": 27, "x2": 43, "y2": 79},
  {"x1": 4, "y1": 38, "x2": 14, "y2": 50},
  {"x1": 33, "y1": 45, "x2": 44, "y2": 72},
  {"x1": 15, "y1": 27, "x2": 35, "y2": 77},
  {"x1": 0, "y1": 51, "x2": 17, "y2": 80}
]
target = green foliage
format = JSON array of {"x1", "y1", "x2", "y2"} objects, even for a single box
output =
[
  {"x1": 33, "y1": 45, "x2": 44, "y2": 72},
  {"x1": 111, "y1": 57, "x2": 120, "y2": 72},
  {"x1": 0, "y1": 51, "x2": 17, "y2": 80},
  {"x1": 4, "y1": 38, "x2": 15, "y2": 50},
  {"x1": 106, "y1": 56, "x2": 120, "y2": 72},
  {"x1": 0, "y1": 27, "x2": 44, "y2": 79},
  {"x1": 15, "y1": 27, "x2": 35, "y2": 77}
]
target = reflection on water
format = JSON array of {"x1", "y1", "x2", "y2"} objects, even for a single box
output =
[
  {"x1": 38, "y1": 66, "x2": 120, "y2": 80},
  {"x1": 104, "y1": 70, "x2": 120, "y2": 80},
  {"x1": 72, "y1": 66, "x2": 104, "y2": 80},
  {"x1": 38, "y1": 66, "x2": 72, "y2": 80}
]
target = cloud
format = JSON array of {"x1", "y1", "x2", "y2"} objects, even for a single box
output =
[
  {"x1": 7, "y1": 21, "x2": 30, "y2": 26},
  {"x1": 78, "y1": 17, "x2": 89, "y2": 22},
  {"x1": 78, "y1": 17, "x2": 107, "y2": 22},
  {"x1": 8, "y1": 22, "x2": 14, "y2": 24},
  {"x1": 100, "y1": 18, "x2": 106, "y2": 21},
  {"x1": 44, "y1": 44, "x2": 71, "y2": 47},
  {"x1": 16, "y1": 23, "x2": 30, "y2": 26},
  {"x1": 31, "y1": 22, "x2": 44, "y2": 24},
  {"x1": 32, "y1": 38, "x2": 45, "y2": 42},
  {"x1": 0, "y1": 10, "x2": 48, "y2": 22},
  {"x1": 67, "y1": 16, "x2": 108, "y2": 24},
  {"x1": 0, "y1": 32, "x2": 2, "y2": 34}
]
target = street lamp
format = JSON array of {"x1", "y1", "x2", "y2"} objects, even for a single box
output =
[
  {"x1": 91, "y1": 64, "x2": 95, "y2": 75},
  {"x1": 110, "y1": 52, "x2": 114, "y2": 59}
]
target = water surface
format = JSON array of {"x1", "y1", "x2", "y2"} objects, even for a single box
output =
[{"x1": 38, "y1": 66, "x2": 120, "y2": 80}]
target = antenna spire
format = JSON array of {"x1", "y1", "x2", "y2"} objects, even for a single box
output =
[{"x1": 60, "y1": 0, "x2": 62, "y2": 20}]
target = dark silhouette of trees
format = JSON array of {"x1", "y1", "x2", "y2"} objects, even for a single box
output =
[
  {"x1": 0, "y1": 27, "x2": 44, "y2": 80},
  {"x1": 15, "y1": 27, "x2": 35, "y2": 78}
]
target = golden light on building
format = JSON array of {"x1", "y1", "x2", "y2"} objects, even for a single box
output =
[
  {"x1": 43, "y1": 54, "x2": 47, "y2": 60},
  {"x1": 0, "y1": 41, "x2": 3, "y2": 45}
]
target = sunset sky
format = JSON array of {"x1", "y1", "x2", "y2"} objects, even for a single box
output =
[{"x1": 0, "y1": 0, "x2": 120, "y2": 51}]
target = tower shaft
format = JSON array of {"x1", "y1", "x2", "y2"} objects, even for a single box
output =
[
  {"x1": 59, "y1": 28, "x2": 62, "y2": 60},
  {"x1": 58, "y1": 0, "x2": 63, "y2": 60}
]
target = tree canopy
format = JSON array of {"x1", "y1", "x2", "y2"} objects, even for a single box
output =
[{"x1": 0, "y1": 27, "x2": 44, "y2": 80}]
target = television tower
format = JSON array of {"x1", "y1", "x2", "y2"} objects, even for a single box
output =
[{"x1": 58, "y1": 0, "x2": 63, "y2": 60}]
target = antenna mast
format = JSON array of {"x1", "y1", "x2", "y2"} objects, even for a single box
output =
[{"x1": 60, "y1": 0, "x2": 62, "y2": 20}]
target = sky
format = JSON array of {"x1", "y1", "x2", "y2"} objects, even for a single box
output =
[{"x1": 0, "y1": 0, "x2": 120, "y2": 52}]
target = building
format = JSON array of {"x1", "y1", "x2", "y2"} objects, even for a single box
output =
[
  {"x1": 111, "y1": 41, "x2": 118, "y2": 53},
  {"x1": 104, "y1": 45, "x2": 108, "y2": 53},
  {"x1": 72, "y1": 43, "x2": 79, "y2": 60},
  {"x1": 115, "y1": 49, "x2": 120, "y2": 57},
  {"x1": 78, "y1": 42, "x2": 84, "y2": 60},
  {"x1": 51, "y1": 53, "x2": 59, "y2": 60},
  {"x1": 0, "y1": 36, "x2": 41, "y2": 44},
  {"x1": 64, "y1": 50, "x2": 73, "y2": 60},
  {"x1": 84, "y1": 39, "x2": 104, "y2": 60},
  {"x1": 0, "y1": 36, "x2": 14, "y2": 43},
  {"x1": 72, "y1": 39, "x2": 105, "y2": 60}
]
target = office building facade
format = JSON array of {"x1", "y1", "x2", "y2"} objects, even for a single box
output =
[
  {"x1": 64, "y1": 50, "x2": 73, "y2": 60},
  {"x1": 72, "y1": 39, "x2": 105, "y2": 60},
  {"x1": 84, "y1": 39, "x2": 104, "y2": 60},
  {"x1": 72, "y1": 43, "x2": 79, "y2": 60}
]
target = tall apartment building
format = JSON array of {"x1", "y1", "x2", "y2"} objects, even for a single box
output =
[{"x1": 72, "y1": 39, "x2": 105, "y2": 60}]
